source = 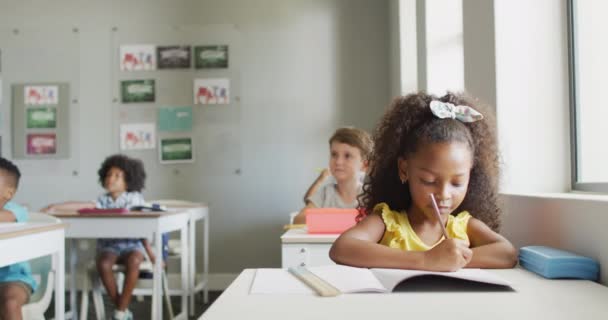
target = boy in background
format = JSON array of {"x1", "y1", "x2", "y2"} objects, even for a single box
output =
[
  {"x1": 294, "y1": 127, "x2": 372, "y2": 224},
  {"x1": 0, "y1": 158, "x2": 37, "y2": 320}
]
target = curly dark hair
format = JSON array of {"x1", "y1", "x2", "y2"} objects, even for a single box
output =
[
  {"x1": 359, "y1": 92, "x2": 501, "y2": 231},
  {"x1": 0, "y1": 157, "x2": 21, "y2": 189},
  {"x1": 97, "y1": 154, "x2": 146, "y2": 192}
]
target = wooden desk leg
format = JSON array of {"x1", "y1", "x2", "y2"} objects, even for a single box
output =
[
  {"x1": 55, "y1": 236, "x2": 66, "y2": 320},
  {"x1": 181, "y1": 226, "x2": 189, "y2": 318}
]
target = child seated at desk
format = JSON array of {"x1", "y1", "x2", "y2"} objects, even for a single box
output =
[
  {"x1": 42, "y1": 154, "x2": 156, "y2": 320},
  {"x1": 330, "y1": 93, "x2": 518, "y2": 271},
  {"x1": 0, "y1": 157, "x2": 37, "y2": 320},
  {"x1": 294, "y1": 127, "x2": 372, "y2": 224}
]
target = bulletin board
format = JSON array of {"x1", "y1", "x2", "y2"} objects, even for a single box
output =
[
  {"x1": 12, "y1": 82, "x2": 70, "y2": 159},
  {"x1": 110, "y1": 24, "x2": 243, "y2": 176}
]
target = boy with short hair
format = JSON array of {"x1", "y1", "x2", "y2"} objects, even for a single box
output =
[
  {"x1": 294, "y1": 127, "x2": 373, "y2": 224},
  {"x1": 0, "y1": 157, "x2": 37, "y2": 320}
]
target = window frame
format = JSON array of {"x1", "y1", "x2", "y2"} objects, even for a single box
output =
[{"x1": 567, "y1": 0, "x2": 608, "y2": 192}]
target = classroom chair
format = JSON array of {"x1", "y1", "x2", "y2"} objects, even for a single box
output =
[
  {"x1": 79, "y1": 239, "x2": 174, "y2": 320},
  {"x1": 21, "y1": 212, "x2": 60, "y2": 320}
]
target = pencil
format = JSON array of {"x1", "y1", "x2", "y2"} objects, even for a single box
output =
[
  {"x1": 429, "y1": 194, "x2": 450, "y2": 239},
  {"x1": 283, "y1": 224, "x2": 306, "y2": 230}
]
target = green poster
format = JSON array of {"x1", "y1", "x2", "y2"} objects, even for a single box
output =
[
  {"x1": 121, "y1": 79, "x2": 155, "y2": 103},
  {"x1": 26, "y1": 108, "x2": 56, "y2": 129},
  {"x1": 158, "y1": 106, "x2": 193, "y2": 132},
  {"x1": 194, "y1": 45, "x2": 228, "y2": 69},
  {"x1": 160, "y1": 137, "x2": 194, "y2": 163}
]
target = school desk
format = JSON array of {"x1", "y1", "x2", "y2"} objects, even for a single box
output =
[
  {"x1": 199, "y1": 267, "x2": 608, "y2": 320},
  {"x1": 154, "y1": 201, "x2": 210, "y2": 315},
  {"x1": 281, "y1": 228, "x2": 338, "y2": 268},
  {"x1": 52, "y1": 210, "x2": 190, "y2": 320},
  {"x1": 0, "y1": 222, "x2": 66, "y2": 319}
]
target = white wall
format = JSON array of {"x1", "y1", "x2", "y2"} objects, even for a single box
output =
[
  {"x1": 0, "y1": 0, "x2": 392, "y2": 275},
  {"x1": 494, "y1": 0, "x2": 570, "y2": 193}
]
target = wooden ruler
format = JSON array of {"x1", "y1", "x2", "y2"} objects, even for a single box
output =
[{"x1": 288, "y1": 266, "x2": 341, "y2": 297}]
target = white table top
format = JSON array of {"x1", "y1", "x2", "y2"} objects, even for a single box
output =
[
  {"x1": 280, "y1": 228, "x2": 339, "y2": 244},
  {"x1": 52, "y1": 210, "x2": 190, "y2": 239},
  {"x1": 200, "y1": 268, "x2": 608, "y2": 320},
  {"x1": 0, "y1": 222, "x2": 67, "y2": 240}
]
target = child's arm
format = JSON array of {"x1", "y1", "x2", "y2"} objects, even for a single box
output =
[
  {"x1": 40, "y1": 201, "x2": 95, "y2": 213},
  {"x1": 302, "y1": 169, "x2": 330, "y2": 204},
  {"x1": 0, "y1": 210, "x2": 18, "y2": 222},
  {"x1": 293, "y1": 202, "x2": 315, "y2": 224},
  {"x1": 330, "y1": 214, "x2": 473, "y2": 271},
  {"x1": 465, "y1": 218, "x2": 519, "y2": 268},
  {"x1": 0, "y1": 202, "x2": 28, "y2": 222}
]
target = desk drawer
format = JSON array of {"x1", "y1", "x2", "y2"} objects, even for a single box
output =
[{"x1": 281, "y1": 244, "x2": 334, "y2": 268}]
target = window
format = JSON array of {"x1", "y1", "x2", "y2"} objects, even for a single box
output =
[{"x1": 568, "y1": 0, "x2": 608, "y2": 192}]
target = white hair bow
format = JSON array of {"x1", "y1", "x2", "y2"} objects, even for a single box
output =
[{"x1": 429, "y1": 100, "x2": 483, "y2": 123}]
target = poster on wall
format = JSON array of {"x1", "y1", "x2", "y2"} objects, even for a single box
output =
[
  {"x1": 120, "y1": 123, "x2": 155, "y2": 150},
  {"x1": 24, "y1": 85, "x2": 59, "y2": 105},
  {"x1": 120, "y1": 45, "x2": 156, "y2": 71},
  {"x1": 194, "y1": 45, "x2": 228, "y2": 69},
  {"x1": 26, "y1": 108, "x2": 56, "y2": 129},
  {"x1": 159, "y1": 137, "x2": 194, "y2": 164},
  {"x1": 158, "y1": 106, "x2": 192, "y2": 132},
  {"x1": 120, "y1": 79, "x2": 155, "y2": 103},
  {"x1": 194, "y1": 78, "x2": 230, "y2": 105},
  {"x1": 157, "y1": 46, "x2": 191, "y2": 69},
  {"x1": 27, "y1": 133, "x2": 57, "y2": 155}
]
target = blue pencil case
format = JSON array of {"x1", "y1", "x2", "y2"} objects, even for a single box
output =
[{"x1": 519, "y1": 246, "x2": 599, "y2": 281}]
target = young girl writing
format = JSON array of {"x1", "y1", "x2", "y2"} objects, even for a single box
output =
[
  {"x1": 293, "y1": 127, "x2": 373, "y2": 224},
  {"x1": 42, "y1": 154, "x2": 153, "y2": 320},
  {"x1": 330, "y1": 92, "x2": 518, "y2": 271}
]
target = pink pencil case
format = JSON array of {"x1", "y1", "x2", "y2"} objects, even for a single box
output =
[
  {"x1": 77, "y1": 208, "x2": 129, "y2": 214},
  {"x1": 305, "y1": 208, "x2": 358, "y2": 234}
]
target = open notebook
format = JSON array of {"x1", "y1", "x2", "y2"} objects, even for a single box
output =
[{"x1": 250, "y1": 265, "x2": 511, "y2": 294}]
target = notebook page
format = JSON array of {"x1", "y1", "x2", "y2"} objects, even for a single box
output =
[
  {"x1": 371, "y1": 268, "x2": 511, "y2": 292},
  {"x1": 309, "y1": 265, "x2": 387, "y2": 293},
  {"x1": 250, "y1": 269, "x2": 315, "y2": 294}
]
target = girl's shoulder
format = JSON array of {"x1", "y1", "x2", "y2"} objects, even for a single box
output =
[
  {"x1": 452, "y1": 210, "x2": 472, "y2": 221},
  {"x1": 372, "y1": 202, "x2": 401, "y2": 216},
  {"x1": 372, "y1": 202, "x2": 407, "y2": 227}
]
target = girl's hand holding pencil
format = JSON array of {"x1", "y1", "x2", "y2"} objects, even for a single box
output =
[
  {"x1": 422, "y1": 194, "x2": 473, "y2": 272},
  {"x1": 422, "y1": 239, "x2": 473, "y2": 272}
]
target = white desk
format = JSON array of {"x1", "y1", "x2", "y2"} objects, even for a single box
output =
[
  {"x1": 0, "y1": 222, "x2": 66, "y2": 320},
  {"x1": 160, "y1": 202, "x2": 210, "y2": 315},
  {"x1": 200, "y1": 268, "x2": 608, "y2": 320},
  {"x1": 281, "y1": 228, "x2": 338, "y2": 268},
  {"x1": 53, "y1": 211, "x2": 190, "y2": 320}
]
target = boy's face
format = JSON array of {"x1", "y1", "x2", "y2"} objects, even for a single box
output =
[
  {"x1": 329, "y1": 142, "x2": 366, "y2": 183},
  {"x1": 104, "y1": 167, "x2": 127, "y2": 194},
  {"x1": 398, "y1": 141, "x2": 473, "y2": 219},
  {"x1": 0, "y1": 171, "x2": 16, "y2": 204}
]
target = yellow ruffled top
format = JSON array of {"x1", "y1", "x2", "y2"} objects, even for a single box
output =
[{"x1": 375, "y1": 202, "x2": 471, "y2": 251}]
